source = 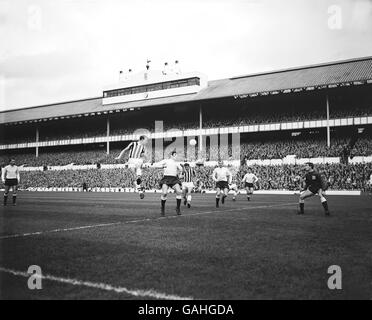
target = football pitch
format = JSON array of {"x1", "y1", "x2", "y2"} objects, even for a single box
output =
[{"x1": 0, "y1": 192, "x2": 371, "y2": 300}]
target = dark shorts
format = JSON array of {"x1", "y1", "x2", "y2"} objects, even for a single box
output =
[
  {"x1": 245, "y1": 182, "x2": 254, "y2": 188},
  {"x1": 308, "y1": 186, "x2": 320, "y2": 194},
  {"x1": 5, "y1": 179, "x2": 18, "y2": 187},
  {"x1": 159, "y1": 176, "x2": 181, "y2": 188},
  {"x1": 216, "y1": 181, "x2": 229, "y2": 190}
]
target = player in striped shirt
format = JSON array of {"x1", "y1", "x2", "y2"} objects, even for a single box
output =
[
  {"x1": 115, "y1": 135, "x2": 148, "y2": 199},
  {"x1": 2, "y1": 159, "x2": 20, "y2": 206},
  {"x1": 181, "y1": 162, "x2": 196, "y2": 208}
]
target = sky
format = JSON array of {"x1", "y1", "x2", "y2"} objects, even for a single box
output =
[{"x1": 0, "y1": 0, "x2": 371, "y2": 111}]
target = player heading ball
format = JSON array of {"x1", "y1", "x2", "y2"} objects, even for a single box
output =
[{"x1": 115, "y1": 135, "x2": 148, "y2": 199}]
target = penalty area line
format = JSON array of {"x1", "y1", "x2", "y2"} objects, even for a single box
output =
[
  {"x1": 0, "y1": 202, "x2": 297, "y2": 240},
  {"x1": 0, "y1": 266, "x2": 193, "y2": 300}
]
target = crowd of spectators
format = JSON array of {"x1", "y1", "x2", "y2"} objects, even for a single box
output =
[
  {"x1": 0, "y1": 148, "x2": 128, "y2": 167},
  {"x1": 1, "y1": 100, "x2": 371, "y2": 145},
  {"x1": 237, "y1": 163, "x2": 372, "y2": 191},
  {"x1": 1, "y1": 132, "x2": 371, "y2": 167},
  {"x1": 240, "y1": 137, "x2": 350, "y2": 160},
  {"x1": 351, "y1": 137, "x2": 372, "y2": 157},
  {"x1": 15, "y1": 162, "x2": 372, "y2": 191}
]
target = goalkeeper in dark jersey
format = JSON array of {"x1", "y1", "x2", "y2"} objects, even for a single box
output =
[{"x1": 298, "y1": 163, "x2": 330, "y2": 216}]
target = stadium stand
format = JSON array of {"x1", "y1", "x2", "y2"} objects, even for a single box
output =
[
  {"x1": 15, "y1": 163, "x2": 372, "y2": 191},
  {"x1": 1, "y1": 57, "x2": 372, "y2": 192},
  {"x1": 2, "y1": 99, "x2": 371, "y2": 144},
  {"x1": 2, "y1": 129, "x2": 370, "y2": 166}
]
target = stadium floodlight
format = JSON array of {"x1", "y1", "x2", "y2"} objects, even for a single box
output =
[
  {"x1": 146, "y1": 59, "x2": 151, "y2": 70},
  {"x1": 174, "y1": 60, "x2": 181, "y2": 74},
  {"x1": 163, "y1": 62, "x2": 169, "y2": 75}
]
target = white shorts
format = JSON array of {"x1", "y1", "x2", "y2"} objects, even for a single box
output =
[
  {"x1": 182, "y1": 182, "x2": 195, "y2": 190},
  {"x1": 128, "y1": 158, "x2": 143, "y2": 175},
  {"x1": 229, "y1": 183, "x2": 237, "y2": 190}
]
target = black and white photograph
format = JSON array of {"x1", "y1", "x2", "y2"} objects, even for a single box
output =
[{"x1": 0, "y1": 0, "x2": 372, "y2": 305}]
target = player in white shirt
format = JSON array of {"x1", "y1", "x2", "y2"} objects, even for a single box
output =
[
  {"x1": 368, "y1": 173, "x2": 372, "y2": 194},
  {"x1": 229, "y1": 181, "x2": 239, "y2": 201},
  {"x1": 115, "y1": 135, "x2": 148, "y2": 199},
  {"x1": 227, "y1": 165, "x2": 239, "y2": 201},
  {"x1": 212, "y1": 161, "x2": 232, "y2": 208},
  {"x1": 156, "y1": 151, "x2": 183, "y2": 216},
  {"x1": 242, "y1": 168, "x2": 259, "y2": 201},
  {"x1": 2, "y1": 159, "x2": 20, "y2": 206}
]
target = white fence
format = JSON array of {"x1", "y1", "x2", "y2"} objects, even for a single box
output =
[{"x1": 21, "y1": 187, "x2": 361, "y2": 196}]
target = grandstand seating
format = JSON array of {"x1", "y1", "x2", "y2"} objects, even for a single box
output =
[
  {"x1": 1, "y1": 130, "x2": 371, "y2": 167},
  {"x1": 1, "y1": 100, "x2": 371, "y2": 145},
  {"x1": 16, "y1": 163, "x2": 372, "y2": 191}
]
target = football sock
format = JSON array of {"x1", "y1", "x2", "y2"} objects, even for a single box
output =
[
  {"x1": 176, "y1": 195, "x2": 182, "y2": 208},
  {"x1": 216, "y1": 196, "x2": 220, "y2": 206},
  {"x1": 222, "y1": 194, "x2": 226, "y2": 204},
  {"x1": 12, "y1": 194, "x2": 16, "y2": 204},
  {"x1": 161, "y1": 195, "x2": 167, "y2": 209},
  {"x1": 187, "y1": 195, "x2": 192, "y2": 204},
  {"x1": 4, "y1": 194, "x2": 8, "y2": 205},
  {"x1": 321, "y1": 200, "x2": 329, "y2": 212},
  {"x1": 299, "y1": 201, "x2": 305, "y2": 213}
]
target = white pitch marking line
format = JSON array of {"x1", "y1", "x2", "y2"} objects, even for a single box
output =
[
  {"x1": 0, "y1": 267, "x2": 193, "y2": 300},
  {"x1": 0, "y1": 222, "x2": 122, "y2": 240},
  {"x1": 0, "y1": 202, "x2": 297, "y2": 240}
]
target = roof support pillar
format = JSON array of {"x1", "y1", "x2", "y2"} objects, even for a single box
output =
[
  {"x1": 199, "y1": 104, "x2": 203, "y2": 153},
  {"x1": 106, "y1": 116, "x2": 110, "y2": 155},
  {"x1": 35, "y1": 127, "x2": 39, "y2": 158},
  {"x1": 326, "y1": 94, "x2": 331, "y2": 148}
]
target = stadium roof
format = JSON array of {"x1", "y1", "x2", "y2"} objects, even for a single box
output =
[{"x1": 1, "y1": 56, "x2": 372, "y2": 125}]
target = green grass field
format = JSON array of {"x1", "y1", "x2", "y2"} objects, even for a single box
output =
[{"x1": 0, "y1": 191, "x2": 371, "y2": 300}]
